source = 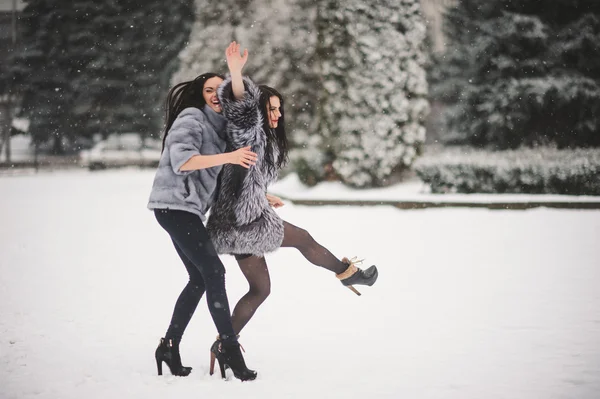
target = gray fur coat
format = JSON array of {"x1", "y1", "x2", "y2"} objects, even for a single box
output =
[
  {"x1": 206, "y1": 76, "x2": 284, "y2": 256},
  {"x1": 148, "y1": 106, "x2": 227, "y2": 220}
]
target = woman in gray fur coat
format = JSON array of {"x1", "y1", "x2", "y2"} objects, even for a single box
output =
[
  {"x1": 147, "y1": 69, "x2": 257, "y2": 381},
  {"x1": 206, "y1": 43, "x2": 379, "y2": 341}
]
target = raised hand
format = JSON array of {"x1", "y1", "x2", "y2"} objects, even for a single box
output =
[
  {"x1": 228, "y1": 146, "x2": 257, "y2": 169},
  {"x1": 225, "y1": 41, "x2": 248, "y2": 75}
]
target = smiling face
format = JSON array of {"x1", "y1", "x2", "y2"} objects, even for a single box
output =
[
  {"x1": 202, "y1": 76, "x2": 224, "y2": 113},
  {"x1": 267, "y1": 96, "x2": 282, "y2": 128}
]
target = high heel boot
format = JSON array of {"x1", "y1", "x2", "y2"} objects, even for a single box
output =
[
  {"x1": 209, "y1": 334, "x2": 240, "y2": 376},
  {"x1": 209, "y1": 336, "x2": 257, "y2": 381},
  {"x1": 155, "y1": 338, "x2": 192, "y2": 376},
  {"x1": 336, "y1": 257, "x2": 378, "y2": 296}
]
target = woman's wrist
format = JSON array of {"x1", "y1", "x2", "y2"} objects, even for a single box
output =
[{"x1": 222, "y1": 152, "x2": 233, "y2": 165}]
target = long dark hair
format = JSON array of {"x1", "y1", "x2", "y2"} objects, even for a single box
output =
[
  {"x1": 258, "y1": 85, "x2": 289, "y2": 170},
  {"x1": 161, "y1": 72, "x2": 225, "y2": 151}
]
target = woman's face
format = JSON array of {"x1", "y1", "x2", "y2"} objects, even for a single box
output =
[
  {"x1": 203, "y1": 76, "x2": 224, "y2": 113},
  {"x1": 267, "y1": 96, "x2": 282, "y2": 128}
]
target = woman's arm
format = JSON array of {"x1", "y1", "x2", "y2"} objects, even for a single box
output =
[
  {"x1": 166, "y1": 111, "x2": 257, "y2": 173},
  {"x1": 225, "y1": 41, "x2": 248, "y2": 100},
  {"x1": 180, "y1": 146, "x2": 257, "y2": 171},
  {"x1": 218, "y1": 42, "x2": 262, "y2": 148}
]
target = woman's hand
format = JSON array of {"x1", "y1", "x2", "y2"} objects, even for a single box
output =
[
  {"x1": 226, "y1": 41, "x2": 247, "y2": 100},
  {"x1": 266, "y1": 194, "x2": 284, "y2": 208},
  {"x1": 225, "y1": 41, "x2": 248, "y2": 75},
  {"x1": 228, "y1": 146, "x2": 257, "y2": 169}
]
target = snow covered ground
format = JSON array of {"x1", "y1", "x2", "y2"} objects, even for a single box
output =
[
  {"x1": 1, "y1": 169, "x2": 599, "y2": 399},
  {"x1": 269, "y1": 173, "x2": 600, "y2": 204}
]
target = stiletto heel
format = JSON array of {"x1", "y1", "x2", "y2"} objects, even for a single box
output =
[
  {"x1": 218, "y1": 358, "x2": 226, "y2": 379},
  {"x1": 337, "y1": 257, "x2": 378, "y2": 295},
  {"x1": 209, "y1": 351, "x2": 216, "y2": 376},
  {"x1": 155, "y1": 338, "x2": 192, "y2": 377},
  {"x1": 347, "y1": 285, "x2": 361, "y2": 296},
  {"x1": 209, "y1": 338, "x2": 220, "y2": 376},
  {"x1": 156, "y1": 358, "x2": 163, "y2": 376},
  {"x1": 209, "y1": 336, "x2": 257, "y2": 381}
]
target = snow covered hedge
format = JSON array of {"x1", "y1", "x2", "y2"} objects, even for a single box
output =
[{"x1": 414, "y1": 147, "x2": 600, "y2": 195}]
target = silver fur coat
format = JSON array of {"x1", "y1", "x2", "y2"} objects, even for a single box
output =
[{"x1": 206, "y1": 76, "x2": 284, "y2": 257}]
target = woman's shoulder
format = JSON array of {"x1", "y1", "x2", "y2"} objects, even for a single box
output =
[
  {"x1": 167, "y1": 108, "x2": 207, "y2": 138},
  {"x1": 171, "y1": 107, "x2": 208, "y2": 131},
  {"x1": 177, "y1": 107, "x2": 206, "y2": 121}
]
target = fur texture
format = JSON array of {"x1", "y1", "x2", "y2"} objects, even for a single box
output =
[
  {"x1": 207, "y1": 76, "x2": 284, "y2": 256},
  {"x1": 148, "y1": 106, "x2": 227, "y2": 220}
]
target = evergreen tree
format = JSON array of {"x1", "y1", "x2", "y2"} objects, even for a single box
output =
[
  {"x1": 10, "y1": 0, "x2": 194, "y2": 153},
  {"x1": 176, "y1": 0, "x2": 428, "y2": 188},
  {"x1": 74, "y1": 0, "x2": 195, "y2": 140},
  {"x1": 10, "y1": 0, "x2": 85, "y2": 153},
  {"x1": 172, "y1": 0, "x2": 253, "y2": 84},
  {"x1": 308, "y1": 0, "x2": 429, "y2": 187},
  {"x1": 280, "y1": 0, "x2": 323, "y2": 185},
  {"x1": 175, "y1": 0, "x2": 318, "y2": 165},
  {"x1": 432, "y1": 0, "x2": 600, "y2": 149}
]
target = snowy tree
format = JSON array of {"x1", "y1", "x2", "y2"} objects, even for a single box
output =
[
  {"x1": 432, "y1": 0, "x2": 600, "y2": 149},
  {"x1": 172, "y1": 1, "x2": 252, "y2": 83},
  {"x1": 308, "y1": 0, "x2": 429, "y2": 187},
  {"x1": 77, "y1": 0, "x2": 195, "y2": 139},
  {"x1": 174, "y1": 0, "x2": 318, "y2": 158},
  {"x1": 10, "y1": 0, "x2": 194, "y2": 153},
  {"x1": 10, "y1": 0, "x2": 84, "y2": 153},
  {"x1": 176, "y1": 0, "x2": 428, "y2": 188}
]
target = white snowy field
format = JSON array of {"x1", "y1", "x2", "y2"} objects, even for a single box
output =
[{"x1": 1, "y1": 169, "x2": 599, "y2": 399}]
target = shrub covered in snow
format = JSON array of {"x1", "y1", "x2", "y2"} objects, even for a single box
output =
[
  {"x1": 174, "y1": 0, "x2": 319, "y2": 165},
  {"x1": 414, "y1": 146, "x2": 600, "y2": 195},
  {"x1": 301, "y1": 0, "x2": 429, "y2": 188},
  {"x1": 176, "y1": 0, "x2": 429, "y2": 188},
  {"x1": 431, "y1": 0, "x2": 600, "y2": 149}
]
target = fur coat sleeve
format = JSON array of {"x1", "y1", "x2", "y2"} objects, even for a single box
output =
[
  {"x1": 206, "y1": 77, "x2": 284, "y2": 256},
  {"x1": 217, "y1": 76, "x2": 264, "y2": 149},
  {"x1": 164, "y1": 108, "x2": 204, "y2": 175}
]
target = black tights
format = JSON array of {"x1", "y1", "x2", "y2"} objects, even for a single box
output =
[
  {"x1": 231, "y1": 221, "x2": 347, "y2": 334},
  {"x1": 154, "y1": 209, "x2": 236, "y2": 343}
]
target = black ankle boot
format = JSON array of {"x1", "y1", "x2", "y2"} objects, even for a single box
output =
[
  {"x1": 336, "y1": 257, "x2": 378, "y2": 296},
  {"x1": 155, "y1": 338, "x2": 192, "y2": 376},
  {"x1": 211, "y1": 337, "x2": 257, "y2": 381}
]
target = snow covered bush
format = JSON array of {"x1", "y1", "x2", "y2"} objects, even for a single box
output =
[
  {"x1": 304, "y1": 0, "x2": 429, "y2": 188},
  {"x1": 175, "y1": 0, "x2": 428, "y2": 188},
  {"x1": 431, "y1": 0, "x2": 600, "y2": 149},
  {"x1": 174, "y1": 0, "x2": 319, "y2": 174},
  {"x1": 414, "y1": 146, "x2": 600, "y2": 195}
]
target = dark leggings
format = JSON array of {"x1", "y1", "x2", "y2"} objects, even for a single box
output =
[
  {"x1": 231, "y1": 220, "x2": 347, "y2": 334},
  {"x1": 154, "y1": 209, "x2": 235, "y2": 343}
]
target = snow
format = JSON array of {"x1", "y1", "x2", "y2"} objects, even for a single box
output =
[
  {"x1": 269, "y1": 173, "x2": 600, "y2": 203},
  {"x1": 1, "y1": 169, "x2": 599, "y2": 399}
]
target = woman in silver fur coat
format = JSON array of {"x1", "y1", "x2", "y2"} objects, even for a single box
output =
[{"x1": 207, "y1": 42, "x2": 379, "y2": 341}]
